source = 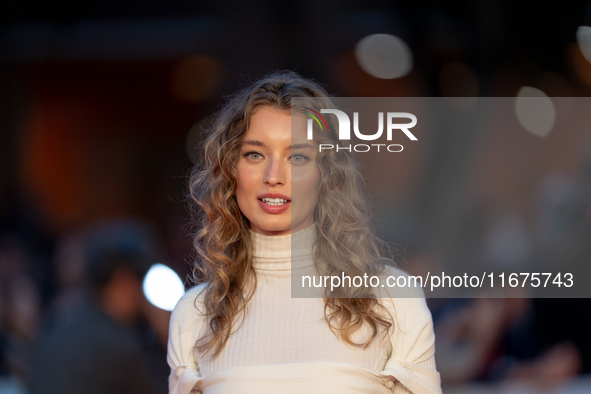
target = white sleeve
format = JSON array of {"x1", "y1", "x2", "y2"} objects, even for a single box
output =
[
  {"x1": 378, "y1": 269, "x2": 442, "y2": 394},
  {"x1": 167, "y1": 286, "x2": 207, "y2": 394}
]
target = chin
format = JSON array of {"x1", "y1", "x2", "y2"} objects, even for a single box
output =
[{"x1": 250, "y1": 219, "x2": 291, "y2": 235}]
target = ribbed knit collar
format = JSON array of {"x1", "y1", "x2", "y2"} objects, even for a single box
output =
[{"x1": 250, "y1": 224, "x2": 316, "y2": 263}]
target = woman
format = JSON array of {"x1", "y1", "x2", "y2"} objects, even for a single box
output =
[{"x1": 167, "y1": 71, "x2": 442, "y2": 394}]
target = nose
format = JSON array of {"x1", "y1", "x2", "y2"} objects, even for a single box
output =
[{"x1": 263, "y1": 157, "x2": 287, "y2": 186}]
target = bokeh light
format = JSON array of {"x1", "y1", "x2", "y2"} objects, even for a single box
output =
[
  {"x1": 142, "y1": 263, "x2": 185, "y2": 311},
  {"x1": 354, "y1": 34, "x2": 413, "y2": 79},
  {"x1": 515, "y1": 87, "x2": 555, "y2": 137},
  {"x1": 576, "y1": 26, "x2": 591, "y2": 63}
]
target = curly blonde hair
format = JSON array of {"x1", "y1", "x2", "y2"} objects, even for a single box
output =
[{"x1": 188, "y1": 70, "x2": 394, "y2": 357}]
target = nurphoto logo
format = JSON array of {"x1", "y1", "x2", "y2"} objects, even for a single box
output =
[{"x1": 303, "y1": 107, "x2": 418, "y2": 153}]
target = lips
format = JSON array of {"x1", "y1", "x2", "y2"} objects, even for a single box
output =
[
  {"x1": 257, "y1": 193, "x2": 291, "y2": 214},
  {"x1": 257, "y1": 193, "x2": 291, "y2": 202}
]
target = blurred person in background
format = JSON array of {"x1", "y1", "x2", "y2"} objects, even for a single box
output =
[
  {"x1": 435, "y1": 297, "x2": 582, "y2": 388},
  {"x1": 28, "y1": 219, "x2": 163, "y2": 394},
  {"x1": 0, "y1": 235, "x2": 41, "y2": 394},
  {"x1": 432, "y1": 161, "x2": 591, "y2": 390}
]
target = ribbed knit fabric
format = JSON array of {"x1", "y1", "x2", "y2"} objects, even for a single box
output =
[{"x1": 167, "y1": 225, "x2": 442, "y2": 394}]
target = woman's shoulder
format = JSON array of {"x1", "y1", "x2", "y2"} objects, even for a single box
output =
[
  {"x1": 170, "y1": 283, "x2": 208, "y2": 322},
  {"x1": 376, "y1": 264, "x2": 426, "y2": 299},
  {"x1": 375, "y1": 265, "x2": 432, "y2": 328},
  {"x1": 378, "y1": 264, "x2": 412, "y2": 278}
]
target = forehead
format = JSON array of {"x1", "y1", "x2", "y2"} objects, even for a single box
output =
[{"x1": 243, "y1": 106, "x2": 309, "y2": 144}]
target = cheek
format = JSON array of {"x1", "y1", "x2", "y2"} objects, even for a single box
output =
[
  {"x1": 292, "y1": 168, "x2": 321, "y2": 199},
  {"x1": 235, "y1": 166, "x2": 258, "y2": 203}
]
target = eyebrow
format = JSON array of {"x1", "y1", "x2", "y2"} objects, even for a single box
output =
[{"x1": 241, "y1": 140, "x2": 314, "y2": 150}]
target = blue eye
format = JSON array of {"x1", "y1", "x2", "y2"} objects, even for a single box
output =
[
  {"x1": 291, "y1": 154, "x2": 309, "y2": 162},
  {"x1": 243, "y1": 151, "x2": 263, "y2": 160}
]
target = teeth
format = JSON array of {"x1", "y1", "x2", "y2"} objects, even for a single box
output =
[{"x1": 261, "y1": 197, "x2": 288, "y2": 205}]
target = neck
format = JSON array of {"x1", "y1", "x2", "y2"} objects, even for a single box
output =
[
  {"x1": 250, "y1": 223, "x2": 316, "y2": 261},
  {"x1": 250, "y1": 220, "x2": 316, "y2": 237}
]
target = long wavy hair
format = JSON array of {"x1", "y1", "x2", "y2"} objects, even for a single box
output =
[{"x1": 189, "y1": 70, "x2": 395, "y2": 358}]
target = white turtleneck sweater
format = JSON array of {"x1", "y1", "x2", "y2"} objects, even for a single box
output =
[{"x1": 167, "y1": 226, "x2": 442, "y2": 394}]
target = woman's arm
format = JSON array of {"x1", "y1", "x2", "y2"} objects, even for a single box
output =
[
  {"x1": 167, "y1": 285, "x2": 207, "y2": 394},
  {"x1": 378, "y1": 269, "x2": 442, "y2": 394}
]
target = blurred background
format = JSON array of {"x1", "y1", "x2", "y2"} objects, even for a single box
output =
[{"x1": 1, "y1": 0, "x2": 591, "y2": 393}]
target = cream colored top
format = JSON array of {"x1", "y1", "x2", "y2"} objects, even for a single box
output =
[{"x1": 167, "y1": 225, "x2": 442, "y2": 394}]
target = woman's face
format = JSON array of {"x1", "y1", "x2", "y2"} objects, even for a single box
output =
[{"x1": 236, "y1": 106, "x2": 320, "y2": 236}]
